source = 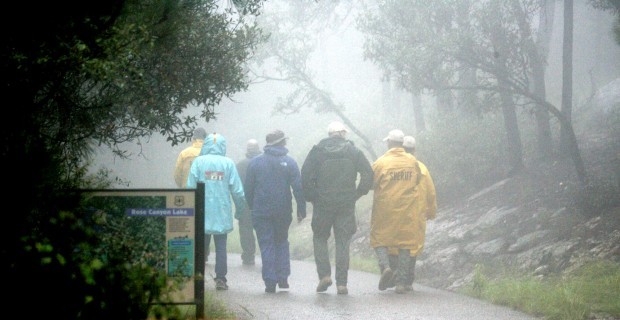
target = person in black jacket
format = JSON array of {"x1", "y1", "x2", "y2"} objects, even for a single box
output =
[{"x1": 301, "y1": 121, "x2": 373, "y2": 295}]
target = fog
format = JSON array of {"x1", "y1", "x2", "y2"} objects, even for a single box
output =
[{"x1": 91, "y1": 1, "x2": 620, "y2": 190}]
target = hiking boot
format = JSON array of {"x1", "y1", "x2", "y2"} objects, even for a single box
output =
[
  {"x1": 215, "y1": 279, "x2": 228, "y2": 291},
  {"x1": 316, "y1": 277, "x2": 333, "y2": 292},
  {"x1": 378, "y1": 268, "x2": 393, "y2": 291},
  {"x1": 278, "y1": 280, "x2": 289, "y2": 289},
  {"x1": 337, "y1": 285, "x2": 348, "y2": 295},
  {"x1": 395, "y1": 284, "x2": 406, "y2": 294}
]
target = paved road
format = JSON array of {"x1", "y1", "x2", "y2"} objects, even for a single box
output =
[{"x1": 205, "y1": 254, "x2": 539, "y2": 320}]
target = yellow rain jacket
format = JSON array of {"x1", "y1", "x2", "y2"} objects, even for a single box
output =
[
  {"x1": 371, "y1": 148, "x2": 436, "y2": 255},
  {"x1": 174, "y1": 139, "x2": 204, "y2": 188}
]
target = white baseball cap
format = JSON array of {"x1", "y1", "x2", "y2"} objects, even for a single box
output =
[
  {"x1": 383, "y1": 129, "x2": 404, "y2": 142},
  {"x1": 403, "y1": 136, "x2": 416, "y2": 148},
  {"x1": 327, "y1": 121, "x2": 348, "y2": 134}
]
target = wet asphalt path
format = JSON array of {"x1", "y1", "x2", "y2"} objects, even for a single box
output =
[{"x1": 205, "y1": 254, "x2": 539, "y2": 320}]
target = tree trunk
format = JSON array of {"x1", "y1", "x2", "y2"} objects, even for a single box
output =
[
  {"x1": 411, "y1": 90, "x2": 426, "y2": 133},
  {"x1": 382, "y1": 73, "x2": 392, "y2": 115},
  {"x1": 560, "y1": 0, "x2": 574, "y2": 155},
  {"x1": 499, "y1": 81, "x2": 525, "y2": 174},
  {"x1": 532, "y1": 0, "x2": 555, "y2": 159},
  {"x1": 436, "y1": 89, "x2": 453, "y2": 113}
]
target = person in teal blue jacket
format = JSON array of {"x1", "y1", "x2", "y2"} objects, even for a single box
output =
[{"x1": 187, "y1": 132, "x2": 246, "y2": 291}]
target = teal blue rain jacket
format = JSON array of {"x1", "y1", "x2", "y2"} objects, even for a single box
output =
[{"x1": 187, "y1": 133, "x2": 246, "y2": 234}]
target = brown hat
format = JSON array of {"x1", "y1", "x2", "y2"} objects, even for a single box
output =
[
  {"x1": 193, "y1": 127, "x2": 207, "y2": 140},
  {"x1": 265, "y1": 130, "x2": 288, "y2": 146}
]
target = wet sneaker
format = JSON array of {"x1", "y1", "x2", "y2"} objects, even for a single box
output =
[
  {"x1": 337, "y1": 285, "x2": 348, "y2": 295},
  {"x1": 278, "y1": 280, "x2": 289, "y2": 289},
  {"x1": 215, "y1": 279, "x2": 228, "y2": 291},
  {"x1": 378, "y1": 268, "x2": 393, "y2": 291},
  {"x1": 265, "y1": 285, "x2": 276, "y2": 293},
  {"x1": 316, "y1": 277, "x2": 333, "y2": 292}
]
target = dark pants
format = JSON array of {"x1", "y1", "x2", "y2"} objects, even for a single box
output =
[
  {"x1": 206, "y1": 233, "x2": 228, "y2": 282},
  {"x1": 205, "y1": 234, "x2": 212, "y2": 261},
  {"x1": 253, "y1": 214, "x2": 292, "y2": 287},
  {"x1": 388, "y1": 252, "x2": 416, "y2": 286},
  {"x1": 311, "y1": 202, "x2": 356, "y2": 286},
  {"x1": 238, "y1": 212, "x2": 256, "y2": 263}
]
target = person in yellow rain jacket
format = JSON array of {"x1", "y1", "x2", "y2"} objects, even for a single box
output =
[
  {"x1": 371, "y1": 129, "x2": 435, "y2": 294},
  {"x1": 385, "y1": 135, "x2": 437, "y2": 293},
  {"x1": 174, "y1": 127, "x2": 207, "y2": 188}
]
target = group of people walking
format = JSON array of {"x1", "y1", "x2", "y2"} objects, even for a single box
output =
[{"x1": 175, "y1": 121, "x2": 436, "y2": 295}]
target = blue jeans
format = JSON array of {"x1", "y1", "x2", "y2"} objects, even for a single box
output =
[{"x1": 210, "y1": 233, "x2": 228, "y2": 282}]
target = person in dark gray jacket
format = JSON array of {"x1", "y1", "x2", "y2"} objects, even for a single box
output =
[
  {"x1": 301, "y1": 121, "x2": 373, "y2": 295},
  {"x1": 235, "y1": 139, "x2": 261, "y2": 265}
]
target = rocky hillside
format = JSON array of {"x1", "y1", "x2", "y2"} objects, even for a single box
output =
[{"x1": 347, "y1": 130, "x2": 620, "y2": 291}]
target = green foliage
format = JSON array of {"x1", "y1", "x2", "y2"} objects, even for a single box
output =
[
  {"x1": 460, "y1": 260, "x2": 620, "y2": 320},
  {"x1": 204, "y1": 291, "x2": 238, "y2": 319},
  {"x1": 1, "y1": 1, "x2": 266, "y2": 319}
]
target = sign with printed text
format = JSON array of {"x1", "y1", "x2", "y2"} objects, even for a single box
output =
[{"x1": 81, "y1": 189, "x2": 201, "y2": 304}]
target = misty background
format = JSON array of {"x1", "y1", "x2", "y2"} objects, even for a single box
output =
[{"x1": 90, "y1": 0, "x2": 620, "y2": 192}]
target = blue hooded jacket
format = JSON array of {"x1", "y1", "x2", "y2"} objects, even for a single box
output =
[
  {"x1": 244, "y1": 145, "x2": 306, "y2": 219},
  {"x1": 187, "y1": 133, "x2": 246, "y2": 234}
]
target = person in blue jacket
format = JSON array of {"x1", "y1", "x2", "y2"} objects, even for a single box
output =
[
  {"x1": 244, "y1": 129, "x2": 306, "y2": 293},
  {"x1": 187, "y1": 132, "x2": 246, "y2": 291}
]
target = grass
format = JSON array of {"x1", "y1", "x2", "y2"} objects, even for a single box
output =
[
  {"x1": 147, "y1": 292, "x2": 236, "y2": 320},
  {"x1": 460, "y1": 260, "x2": 620, "y2": 320}
]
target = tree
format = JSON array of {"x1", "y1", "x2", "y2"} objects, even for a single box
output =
[
  {"x1": 590, "y1": 0, "x2": 620, "y2": 45},
  {"x1": 358, "y1": 0, "x2": 586, "y2": 183},
  {"x1": 1, "y1": 1, "x2": 265, "y2": 318},
  {"x1": 250, "y1": 0, "x2": 380, "y2": 159},
  {"x1": 560, "y1": 0, "x2": 575, "y2": 155}
]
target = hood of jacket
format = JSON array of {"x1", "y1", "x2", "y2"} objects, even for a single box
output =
[
  {"x1": 200, "y1": 133, "x2": 227, "y2": 156},
  {"x1": 316, "y1": 136, "x2": 351, "y2": 154},
  {"x1": 263, "y1": 145, "x2": 289, "y2": 157},
  {"x1": 246, "y1": 149, "x2": 262, "y2": 159}
]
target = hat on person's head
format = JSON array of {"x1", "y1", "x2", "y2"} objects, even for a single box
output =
[
  {"x1": 246, "y1": 139, "x2": 261, "y2": 156},
  {"x1": 403, "y1": 135, "x2": 416, "y2": 148},
  {"x1": 327, "y1": 121, "x2": 348, "y2": 134},
  {"x1": 265, "y1": 130, "x2": 288, "y2": 146},
  {"x1": 193, "y1": 127, "x2": 207, "y2": 140},
  {"x1": 383, "y1": 129, "x2": 405, "y2": 142}
]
